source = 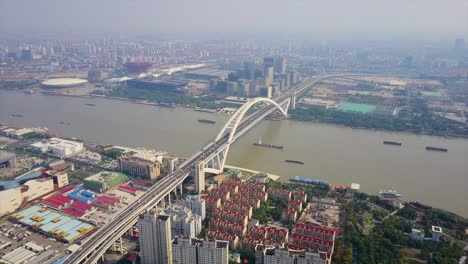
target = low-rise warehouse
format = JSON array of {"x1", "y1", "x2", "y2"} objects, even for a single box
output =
[
  {"x1": 31, "y1": 138, "x2": 84, "y2": 158},
  {"x1": 10, "y1": 205, "x2": 94, "y2": 243},
  {"x1": 83, "y1": 171, "x2": 128, "y2": 193}
]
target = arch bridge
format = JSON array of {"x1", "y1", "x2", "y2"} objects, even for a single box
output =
[
  {"x1": 62, "y1": 75, "x2": 342, "y2": 264},
  {"x1": 194, "y1": 97, "x2": 290, "y2": 191}
]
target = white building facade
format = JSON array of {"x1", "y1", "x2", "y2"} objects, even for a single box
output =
[
  {"x1": 172, "y1": 238, "x2": 229, "y2": 264},
  {"x1": 138, "y1": 213, "x2": 173, "y2": 264}
]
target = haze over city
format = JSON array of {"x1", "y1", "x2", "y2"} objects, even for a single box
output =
[
  {"x1": 1, "y1": 0, "x2": 467, "y2": 39},
  {"x1": 0, "y1": 0, "x2": 467, "y2": 264}
]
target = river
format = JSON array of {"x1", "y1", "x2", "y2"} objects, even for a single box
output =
[{"x1": 1, "y1": 90, "x2": 467, "y2": 217}]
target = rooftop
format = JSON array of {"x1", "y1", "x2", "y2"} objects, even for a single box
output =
[{"x1": 41, "y1": 78, "x2": 88, "y2": 87}]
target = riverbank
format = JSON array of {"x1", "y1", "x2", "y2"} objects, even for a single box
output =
[
  {"x1": 39, "y1": 90, "x2": 228, "y2": 114},
  {"x1": 290, "y1": 106, "x2": 468, "y2": 139},
  {"x1": 14, "y1": 87, "x2": 468, "y2": 139}
]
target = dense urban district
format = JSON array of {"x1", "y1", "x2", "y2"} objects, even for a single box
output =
[
  {"x1": 0, "y1": 36, "x2": 467, "y2": 264},
  {"x1": 0, "y1": 124, "x2": 467, "y2": 264}
]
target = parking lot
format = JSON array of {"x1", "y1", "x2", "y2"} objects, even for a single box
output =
[{"x1": 0, "y1": 219, "x2": 69, "y2": 261}]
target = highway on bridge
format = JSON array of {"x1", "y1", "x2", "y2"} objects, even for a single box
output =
[{"x1": 64, "y1": 75, "x2": 335, "y2": 264}]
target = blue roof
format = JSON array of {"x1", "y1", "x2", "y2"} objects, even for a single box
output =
[
  {"x1": 64, "y1": 223, "x2": 93, "y2": 241},
  {"x1": 67, "y1": 188, "x2": 97, "y2": 203},
  {"x1": 41, "y1": 217, "x2": 72, "y2": 232},
  {"x1": 14, "y1": 206, "x2": 95, "y2": 242},
  {"x1": 0, "y1": 170, "x2": 43, "y2": 190},
  {"x1": 54, "y1": 256, "x2": 69, "y2": 264}
]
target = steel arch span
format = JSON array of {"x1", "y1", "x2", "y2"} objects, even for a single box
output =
[
  {"x1": 201, "y1": 97, "x2": 290, "y2": 176},
  {"x1": 215, "y1": 97, "x2": 289, "y2": 143}
]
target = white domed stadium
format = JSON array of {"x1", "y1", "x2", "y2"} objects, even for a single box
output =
[{"x1": 41, "y1": 78, "x2": 88, "y2": 88}]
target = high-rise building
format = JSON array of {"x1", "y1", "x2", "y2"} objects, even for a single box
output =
[
  {"x1": 275, "y1": 57, "x2": 287, "y2": 74},
  {"x1": 289, "y1": 71, "x2": 299, "y2": 87},
  {"x1": 244, "y1": 62, "x2": 256, "y2": 80},
  {"x1": 265, "y1": 66, "x2": 274, "y2": 86},
  {"x1": 165, "y1": 204, "x2": 203, "y2": 239},
  {"x1": 21, "y1": 49, "x2": 32, "y2": 62},
  {"x1": 249, "y1": 83, "x2": 259, "y2": 97},
  {"x1": 176, "y1": 195, "x2": 206, "y2": 220},
  {"x1": 237, "y1": 79, "x2": 251, "y2": 97},
  {"x1": 259, "y1": 86, "x2": 272, "y2": 98},
  {"x1": 172, "y1": 238, "x2": 229, "y2": 264},
  {"x1": 226, "y1": 81, "x2": 239, "y2": 95},
  {"x1": 264, "y1": 57, "x2": 275, "y2": 74},
  {"x1": 138, "y1": 213, "x2": 173, "y2": 264}
]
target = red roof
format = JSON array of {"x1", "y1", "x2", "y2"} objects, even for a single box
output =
[
  {"x1": 63, "y1": 207, "x2": 85, "y2": 217},
  {"x1": 119, "y1": 185, "x2": 138, "y2": 193},
  {"x1": 294, "y1": 223, "x2": 337, "y2": 235},
  {"x1": 292, "y1": 233, "x2": 333, "y2": 247},
  {"x1": 43, "y1": 199, "x2": 62, "y2": 208},
  {"x1": 73, "y1": 200, "x2": 92, "y2": 209},
  {"x1": 60, "y1": 186, "x2": 76, "y2": 194}
]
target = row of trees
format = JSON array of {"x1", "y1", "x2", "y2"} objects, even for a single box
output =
[
  {"x1": 290, "y1": 100, "x2": 468, "y2": 137},
  {"x1": 110, "y1": 86, "x2": 229, "y2": 109},
  {"x1": 332, "y1": 198, "x2": 465, "y2": 264}
]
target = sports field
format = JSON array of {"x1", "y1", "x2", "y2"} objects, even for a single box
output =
[{"x1": 338, "y1": 102, "x2": 376, "y2": 114}]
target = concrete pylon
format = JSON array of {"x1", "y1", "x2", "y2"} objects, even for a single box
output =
[
  {"x1": 194, "y1": 161, "x2": 205, "y2": 194},
  {"x1": 290, "y1": 94, "x2": 296, "y2": 109}
]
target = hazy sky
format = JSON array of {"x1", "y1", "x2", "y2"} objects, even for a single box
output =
[{"x1": 0, "y1": 0, "x2": 467, "y2": 38}]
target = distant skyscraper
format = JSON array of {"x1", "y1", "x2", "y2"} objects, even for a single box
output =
[
  {"x1": 21, "y1": 49, "x2": 32, "y2": 62},
  {"x1": 264, "y1": 57, "x2": 275, "y2": 74},
  {"x1": 259, "y1": 86, "x2": 272, "y2": 98},
  {"x1": 265, "y1": 66, "x2": 274, "y2": 86},
  {"x1": 244, "y1": 62, "x2": 256, "y2": 80},
  {"x1": 238, "y1": 79, "x2": 251, "y2": 97},
  {"x1": 138, "y1": 213, "x2": 173, "y2": 264},
  {"x1": 274, "y1": 57, "x2": 287, "y2": 74},
  {"x1": 172, "y1": 238, "x2": 229, "y2": 264},
  {"x1": 249, "y1": 82, "x2": 259, "y2": 97},
  {"x1": 289, "y1": 71, "x2": 298, "y2": 87},
  {"x1": 226, "y1": 81, "x2": 239, "y2": 95}
]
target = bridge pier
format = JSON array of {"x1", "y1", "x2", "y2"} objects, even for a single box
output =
[
  {"x1": 194, "y1": 161, "x2": 205, "y2": 194},
  {"x1": 119, "y1": 238, "x2": 124, "y2": 255},
  {"x1": 290, "y1": 94, "x2": 296, "y2": 109}
]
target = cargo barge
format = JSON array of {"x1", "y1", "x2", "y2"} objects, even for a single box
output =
[
  {"x1": 426, "y1": 146, "x2": 448, "y2": 152},
  {"x1": 253, "y1": 138, "x2": 283, "y2": 150},
  {"x1": 285, "y1": 160, "x2": 304, "y2": 165},
  {"x1": 378, "y1": 190, "x2": 402, "y2": 198},
  {"x1": 290, "y1": 176, "x2": 330, "y2": 186},
  {"x1": 198, "y1": 119, "x2": 216, "y2": 124},
  {"x1": 383, "y1": 141, "x2": 402, "y2": 146}
]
